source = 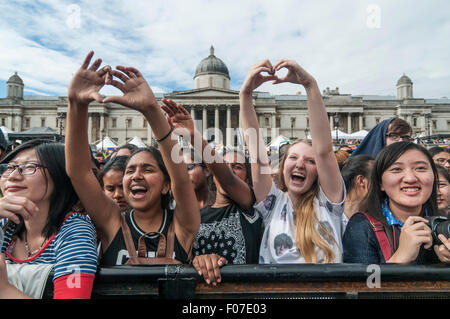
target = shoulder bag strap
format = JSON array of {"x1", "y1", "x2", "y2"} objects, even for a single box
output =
[
  {"x1": 137, "y1": 231, "x2": 167, "y2": 258},
  {"x1": 359, "y1": 212, "x2": 393, "y2": 262},
  {"x1": 120, "y1": 212, "x2": 138, "y2": 260}
]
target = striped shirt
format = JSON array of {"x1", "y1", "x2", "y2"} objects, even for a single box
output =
[{"x1": 1, "y1": 213, "x2": 98, "y2": 281}]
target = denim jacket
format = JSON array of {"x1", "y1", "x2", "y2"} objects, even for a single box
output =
[{"x1": 342, "y1": 213, "x2": 437, "y2": 264}]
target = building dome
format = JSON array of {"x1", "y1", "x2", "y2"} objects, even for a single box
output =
[
  {"x1": 194, "y1": 46, "x2": 230, "y2": 79},
  {"x1": 7, "y1": 72, "x2": 24, "y2": 85},
  {"x1": 397, "y1": 74, "x2": 412, "y2": 86}
]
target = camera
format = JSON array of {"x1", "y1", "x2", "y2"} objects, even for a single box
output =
[{"x1": 425, "y1": 216, "x2": 450, "y2": 245}]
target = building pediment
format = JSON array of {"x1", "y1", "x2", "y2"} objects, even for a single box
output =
[{"x1": 167, "y1": 87, "x2": 239, "y2": 98}]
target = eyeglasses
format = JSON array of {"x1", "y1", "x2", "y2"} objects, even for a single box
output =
[
  {"x1": 436, "y1": 158, "x2": 450, "y2": 165},
  {"x1": 0, "y1": 163, "x2": 47, "y2": 178},
  {"x1": 385, "y1": 133, "x2": 413, "y2": 142}
]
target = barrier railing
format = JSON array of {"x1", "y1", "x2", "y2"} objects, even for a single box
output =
[{"x1": 43, "y1": 263, "x2": 450, "y2": 299}]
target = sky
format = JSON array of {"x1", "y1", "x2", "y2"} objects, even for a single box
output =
[{"x1": 0, "y1": 0, "x2": 449, "y2": 99}]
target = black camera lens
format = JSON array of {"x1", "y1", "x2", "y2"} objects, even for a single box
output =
[
  {"x1": 426, "y1": 216, "x2": 450, "y2": 245},
  {"x1": 435, "y1": 220, "x2": 450, "y2": 240}
]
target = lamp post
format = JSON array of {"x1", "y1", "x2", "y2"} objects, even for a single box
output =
[
  {"x1": 58, "y1": 113, "x2": 64, "y2": 142},
  {"x1": 333, "y1": 113, "x2": 340, "y2": 145},
  {"x1": 101, "y1": 128, "x2": 106, "y2": 151},
  {"x1": 125, "y1": 118, "x2": 128, "y2": 143},
  {"x1": 425, "y1": 113, "x2": 431, "y2": 144},
  {"x1": 291, "y1": 118, "x2": 295, "y2": 140}
]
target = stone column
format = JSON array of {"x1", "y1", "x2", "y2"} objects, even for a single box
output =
[
  {"x1": 88, "y1": 114, "x2": 92, "y2": 144},
  {"x1": 329, "y1": 115, "x2": 333, "y2": 131},
  {"x1": 226, "y1": 105, "x2": 232, "y2": 147},
  {"x1": 202, "y1": 106, "x2": 207, "y2": 137},
  {"x1": 214, "y1": 106, "x2": 219, "y2": 144},
  {"x1": 100, "y1": 114, "x2": 105, "y2": 133},
  {"x1": 359, "y1": 113, "x2": 363, "y2": 131},
  {"x1": 347, "y1": 113, "x2": 352, "y2": 133}
]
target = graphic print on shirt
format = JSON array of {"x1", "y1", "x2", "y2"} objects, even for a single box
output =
[
  {"x1": 193, "y1": 211, "x2": 246, "y2": 264},
  {"x1": 280, "y1": 204, "x2": 287, "y2": 222},
  {"x1": 318, "y1": 220, "x2": 336, "y2": 247},
  {"x1": 263, "y1": 194, "x2": 276, "y2": 211},
  {"x1": 274, "y1": 233, "x2": 293, "y2": 256}
]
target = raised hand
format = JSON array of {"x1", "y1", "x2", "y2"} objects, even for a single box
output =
[
  {"x1": 68, "y1": 51, "x2": 110, "y2": 105},
  {"x1": 160, "y1": 99, "x2": 195, "y2": 137},
  {"x1": 240, "y1": 59, "x2": 278, "y2": 95},
  {"x1": 272, "y1": 59, "x2": 316, "y2": 88},
  {"x1": 103, "y1": 66, "x2": 158, "y2": 114}
]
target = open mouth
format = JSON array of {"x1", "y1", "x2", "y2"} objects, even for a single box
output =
[
  {"x1": 291, "y1": 173, "x2": 305, "y2": 183},
  {"x1": 130, "y1": 185, "x2": 148, "y2": 199}
]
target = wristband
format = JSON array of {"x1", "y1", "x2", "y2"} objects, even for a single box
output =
[{"x1": 156, "y1": 127, "x2": 174, "y2": 143}]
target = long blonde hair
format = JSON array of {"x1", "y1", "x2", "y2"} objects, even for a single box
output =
[{"x1": 277, "y1": 139, "x2": 336, "y2": 263}]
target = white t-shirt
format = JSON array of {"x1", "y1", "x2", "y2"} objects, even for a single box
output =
[{"x1": 254, "y1": 181, "x2": 346, "y2": 264}]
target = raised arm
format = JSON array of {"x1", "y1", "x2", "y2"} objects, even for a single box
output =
[
  {"x1": 272, "y1": 60, "x2": 344, "y2": 203},
  {"x1": 239, "y1": 60, "x2": 278, "y2": 203},
  {"x1": 161, "y1": 100, "x2": 254, "y2": 209},
  {"x1": 66, "y1": 51, "x2": 121, "y2": 247},
  {"x1": 104, "y1": 67, "x2": 200, "y2": 251}
]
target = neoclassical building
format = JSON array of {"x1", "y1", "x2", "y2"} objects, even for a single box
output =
[{"x1": 1, "y1": 47, "x2": 450, "y2": 147}]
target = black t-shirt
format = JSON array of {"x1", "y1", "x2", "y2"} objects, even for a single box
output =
[
  {"x1": 100, "y1": 209, "x2": 189, "y2": 266},
  {"x1": 193, "y1": 198, "x2": 263, "y2": 265}
]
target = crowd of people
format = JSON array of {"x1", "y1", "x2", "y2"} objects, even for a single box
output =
[{"x1": 0, "y1": 51, "x2": 449, "y2": 298}]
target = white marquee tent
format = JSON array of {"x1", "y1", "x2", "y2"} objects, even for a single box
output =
[
  {"x1": 349, "y1": 130, "x2": 369, "y2": 139},
  {"x1": 127, "y1": 136, "x2": 147, "y2": 148},
  {"x1": 96, "y1": 136, "x2": 118, "y2": 150},
  {"x1": 331, "y1": 130, "x2": 351, "y2": 139}
]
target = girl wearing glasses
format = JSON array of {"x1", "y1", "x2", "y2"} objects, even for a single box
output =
[
  {"x1": 0, "y1": 139, "x2": 97, "y2": 298},
  {"x1": 161, "y1": 100, "x2": 262, "y2": 286},
  {"x1": 65, "y1": 52, "x2": 199, "y2": 266}
]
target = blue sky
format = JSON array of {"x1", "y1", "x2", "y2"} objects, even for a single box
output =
[{"x1": 1, "y1": 0, "x2": 450, "y2": 99}]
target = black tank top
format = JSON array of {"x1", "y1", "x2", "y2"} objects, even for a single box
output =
[{"x1": 100, "y1": 209, "x2": 189, "y2": 265}]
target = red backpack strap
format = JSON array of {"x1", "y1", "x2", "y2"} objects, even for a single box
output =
[{"x1": 358, "y1": 212, "x2": 392, "y2": 262}]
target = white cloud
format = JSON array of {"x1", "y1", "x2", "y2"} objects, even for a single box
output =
[{"x1": 0, "y1": 0, "x2": 449, "y2": 100}]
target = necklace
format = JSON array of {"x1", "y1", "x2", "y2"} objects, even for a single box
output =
[{"x1": 24, "y1": 232, "x2": 47, "y2": 257}]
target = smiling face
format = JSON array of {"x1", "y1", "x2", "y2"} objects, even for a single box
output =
[
  {"x1": 380, "y1": 149, "x2": 435, "y2": 215},
  {"x1": 0, "y1": 148, "x2": 54, "y2": 204},
  {"x1": 282, "y1": 141, "x2": 318, "y2": 198},
  {"x1": 103, "y1": 169, "x2": 130, "y2": 212},
  {"x1": 122, "y1": 151, "x2": 170, "y2": 212},
  {"x1": 437, "y1": 173, "x2": 450, "y2": 214}
]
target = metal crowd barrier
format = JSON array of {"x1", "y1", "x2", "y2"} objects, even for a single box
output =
[{"x1": 42, "y1": 264, "x2": 450, "y2": 299}]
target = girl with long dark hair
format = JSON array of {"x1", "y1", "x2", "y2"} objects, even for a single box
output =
[
  {"x1": 343, "y1": 142, "x2": 450, "y2": 264},
  {"x1": 0, "y1": 139, "x2": 97, "y2": 298},
  {"x1": 65, "y1": 52, "x2": 200, "y2": 266}
]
